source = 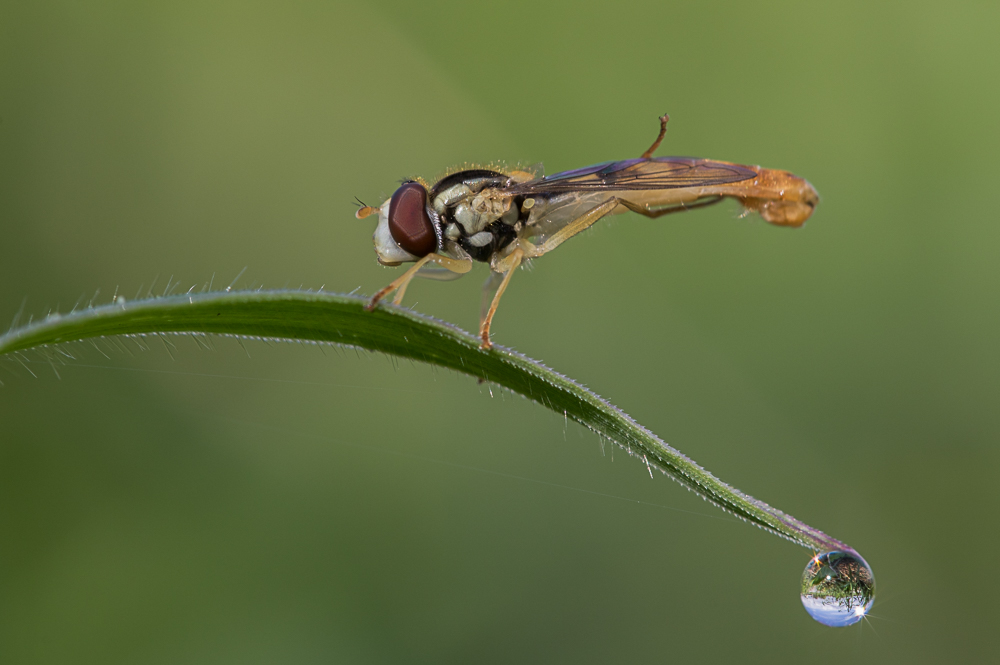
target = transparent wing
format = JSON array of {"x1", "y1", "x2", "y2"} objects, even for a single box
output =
[
  {"x1": 415, "y1": 263, "x2": 467, "y2": 282},
  {"x1": 508, "y1": 157, "x2": 756, "y2": 195}
]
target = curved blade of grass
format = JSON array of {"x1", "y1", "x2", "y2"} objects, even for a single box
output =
[{"x1": 0, "y1": 289, "x2": 851, "y2": 554}]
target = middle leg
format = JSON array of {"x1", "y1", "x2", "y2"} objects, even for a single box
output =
[
  {"x1": 479, "y1": 248, "x2": 523, "y2": 349},
  {"x1": 479, "y1": 270, "x2": 505, "y2": 330},
  {"x1": 529, "y1": 196, "x2": 622, "y2": 257}
]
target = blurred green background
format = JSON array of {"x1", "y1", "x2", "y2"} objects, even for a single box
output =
[{"x1": 2, "y1": 1, "x2": 998, "y2": 662}]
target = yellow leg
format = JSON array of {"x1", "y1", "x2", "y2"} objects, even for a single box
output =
[
  {"x1": 366, "y1": 253, "x2": 472, "y2": 311},
  {"x1": 479, "y1": 248, "x2": 523, "y2": 349},
  {"x1": 641, "y1": 114, "x2": 669, "y2": 159},
  {"x1": 479, "y1": 270, "x2": 504, "y2": 327},
  {"x1": 366, "y1": 255, "x2": 432, "y2": 310},
  {"x1": 618, "y1": 195, "x2": 723, "y2": 219},
  {"x1": 392, "y1": 277, "x2": 413, "y2": 305},
  {"x1": 478, "y1": 195, "x2": 642, "y2": 345},
  {"x1": 530, "y1": 196, "x2": 621, "y2": 257}
]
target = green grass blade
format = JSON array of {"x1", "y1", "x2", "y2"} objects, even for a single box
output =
[{"x1": 0, "y1": 289, "x2": 851, "y2": 553}]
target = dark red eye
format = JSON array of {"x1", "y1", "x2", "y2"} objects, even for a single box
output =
[{"x1": 388, "y1": 182, "x2": 436, "y2": 257}]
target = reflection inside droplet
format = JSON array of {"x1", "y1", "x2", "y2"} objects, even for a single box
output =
[{"x1": 800, "y1": 551, "x2": 875, "y2": 627}]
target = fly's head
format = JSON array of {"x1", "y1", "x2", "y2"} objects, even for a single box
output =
[
  {"x1": 358, "y1": 169, "x2": 523, "y2": 267},
  {"x1": 359, "y1": 181, "x2": 441, "y2": 266}
]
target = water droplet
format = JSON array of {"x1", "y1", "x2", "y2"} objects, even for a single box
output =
[{"x1": 800, "y1": 550, "x2": 875, "y2": 627}]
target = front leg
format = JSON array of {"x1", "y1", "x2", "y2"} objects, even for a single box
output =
[{"x1": 366, "y1": 253, "x2": 472, "y2": 311}]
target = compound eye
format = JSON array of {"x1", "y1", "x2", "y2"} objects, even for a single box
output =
[{"x1": 388, "y1": 182, "x2": 436, "y2": 257}]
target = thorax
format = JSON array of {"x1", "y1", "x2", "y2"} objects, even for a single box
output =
[{"x1": 429, "y1": 169, "x2": 527, "y2": 262}]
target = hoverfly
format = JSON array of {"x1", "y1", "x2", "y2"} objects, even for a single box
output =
[{"x1": 356, "y1": 116, "x2": 818, "y2": 349}]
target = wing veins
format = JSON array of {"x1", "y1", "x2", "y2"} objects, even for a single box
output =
[{"x1": 509, "y1": 158, "x2": 756, "y2": 195}]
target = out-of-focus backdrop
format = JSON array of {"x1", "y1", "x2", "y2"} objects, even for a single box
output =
[{"x1": 2, "y1": 1, "x2": 998, "y2": 662}]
